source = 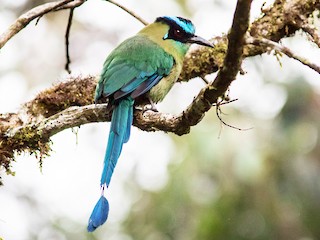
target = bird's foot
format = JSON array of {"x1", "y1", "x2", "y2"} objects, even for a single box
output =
[
  {"x1": 146, "y1": 97, "x2": 158, "y2": 112},
  {"x1": 135, "y1": 97, "x2": 158, "y2": 112},
  {"x1": 144, "y1": 104, "x2": 158, "y2": 112},
  {"x1": 135, "y1": 104, "x2": 159, "y2": 112}
]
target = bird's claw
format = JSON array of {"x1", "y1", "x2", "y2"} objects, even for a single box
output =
[
  {"x1": 143, "y1": 104, "x2": 158, "y2": 112},
  {"x1": 135, "y1": 104, "x2": 158, "y2": 112}
]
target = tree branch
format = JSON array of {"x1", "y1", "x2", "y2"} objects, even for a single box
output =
[
  {"x1": 176, "y1": 0, "x2": 253, "y2": 129},
  {"x1": 1, "y1": 0, "x2": 320, "y2": 179},
  {"x1": 246, "y1": 36, "x2": 320, "y2": 74},
  {"x1": 106, "y1": 0, "x2": 148, "y2": 26},
  {"x1": 0, "y1": 0, "x2": 84, "y2": 49},
  {"x1": 64, "y1": 8, "x2": 74, "y2": 74},
  {"x1": 301, "y1": 21, "x2": 320, "y2": 48}
]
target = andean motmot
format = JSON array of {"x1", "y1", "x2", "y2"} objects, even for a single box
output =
[{"x1": 87, "y1": 16, "x2": 214, "y2": 232}]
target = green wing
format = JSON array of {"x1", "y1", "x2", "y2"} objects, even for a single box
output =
[{"x1": 94, "y1": 35, "x2": 174, "y2": 102}]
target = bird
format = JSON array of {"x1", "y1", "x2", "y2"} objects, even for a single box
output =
[{"x1": 87, "y1": 16, "x2": 214, "y2": 232}]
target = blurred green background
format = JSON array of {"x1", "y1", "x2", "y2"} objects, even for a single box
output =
[{"x1": 1, "y1": 0, "x2": 320, "y2": 239}]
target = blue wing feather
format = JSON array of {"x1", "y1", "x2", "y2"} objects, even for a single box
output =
[
  {"x1": 131, "y1": 74, "x2": 163, "y2": 98},
  {"x1": 102, "y1": 65, "x2": 140, "y2": 97}
]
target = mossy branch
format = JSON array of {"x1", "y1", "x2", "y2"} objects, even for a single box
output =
[{"x1": 1, "y1": 0, "x2": 320, "y2": 180}]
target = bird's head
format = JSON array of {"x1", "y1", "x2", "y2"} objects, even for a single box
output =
[
  {"x1": 138, "y1": 16, "x2": 213, "y2": 57},
  {"x1": 156, "y1": 16, "x2": 214, "y2": 48}
]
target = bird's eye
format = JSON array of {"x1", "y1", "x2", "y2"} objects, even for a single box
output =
[{"x1": 173, "y1": 29, "x2": 184, "y2": 39}]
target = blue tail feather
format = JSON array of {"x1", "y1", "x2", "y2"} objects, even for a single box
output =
[
  {"x1": 124, "y1": 103, "x2": 133, "y2": 143},
  {"x1": 87, "y1": 195, "x2": 109, "y2": 232},
  {"x1": 100, "y1": 97, "x2": 134, "y2": 186},
  {"x1": 88, "y1": 97, "x2": 134, "y2": 232}
]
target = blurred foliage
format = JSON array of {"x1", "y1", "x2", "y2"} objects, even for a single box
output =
[{"x1": 123, "y1": 76, "x2": 320, "y2": 240}]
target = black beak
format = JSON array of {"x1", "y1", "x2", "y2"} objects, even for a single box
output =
[{"x1": 187, "y1": 35, "x2": 214, "y2": 48}]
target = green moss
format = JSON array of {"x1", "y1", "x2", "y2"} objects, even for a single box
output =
[
  {"x1": 0, "y1": 76, "x2": 97, "y2": 184},
  {"x1": 0, "y1": 124, "x2": 51, "y2": 182},
  {"x1": 30, "y1": 75, "x2": 97, "y2": 117},
  {"x1": 179, "y1": 36, "x2": 228, "y2": 82}
]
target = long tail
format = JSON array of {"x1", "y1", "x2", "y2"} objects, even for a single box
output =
[
  {"x1": 100, "y1": 97, "x2": 134, "y2": 186},
  {"x1": 88, "y1": 97, "x2": 134, "y2": 232}
]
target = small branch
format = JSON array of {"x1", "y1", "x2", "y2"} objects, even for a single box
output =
[
  {"x1": 213, "y1": 0, "x2": 253, "y2": 88},
  {"x1": 0, "y1": 0, "x2": 75, "y2": 49},
  {"x1": 65, "y1": 8, "x2": 74, "y2": 74},
  {"x1": 247, "y1": 0, "x2": 320, "y2": 57},
  {"x1": 54, "y1": 0, "x2": 86, "y2": 10},
  {"x1": 302, "y1": 23, "x2": 320, "y2": 48},
  {"x1": 37, "y1": 104, "x2": 110, "y2": 138},
  {"x1": 246, "y1": 36, "x2": 320, "y2": 74},
  {"x1": 179, "y1": 0, "x2": 253, "y2": 128},
  {"x1": 294, "y1": 15, "x2": 320, "y2": 49},
  {"x1": 106, "y1": 0, "x2": 148, "y2": 26},
  {"x1": 215, "y1": 99, "x2": 253, "y2": 132},
  {"x1": 281, "y1": 1, "x2": 320, "y2": 48}
]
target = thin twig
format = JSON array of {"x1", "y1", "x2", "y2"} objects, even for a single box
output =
[
  {"x1": 106, "y1": 0, "x2": 148, "y2": 26},
  {"x1": 301, "y1": 23, "x2": 320, "y2": 49},
  {"x1": 54, "y1": 0, "x2": 86, "y2": 10},
  {"x1": 35, "y1": 16, "x2": 43, "y2": 26},
  {"x1": 65, "y1": 8, "x2": 74, "y2": 74},
  {"x1": 0, "y1": 0, "x2": 74, "y2": 49},
  {"x1": 200, "y1": 76, "x2": 210, "y2": 84},
  {"x1": 215, "y1": 99, "x2": 253, "y2": 133},
  {"x1": 246, "y1": 36, "x2": 320, "y2": 74},
  {"x1": 212, "y1": 98, "x2": 238, "y2": 106}
]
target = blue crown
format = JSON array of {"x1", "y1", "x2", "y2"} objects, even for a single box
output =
[{"x1": 156, "y1": 16, "x2": 195, "y2": 35}]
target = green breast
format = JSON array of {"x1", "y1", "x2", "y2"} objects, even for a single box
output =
[{"x1": 148, "y1": 62, "x2": 182, "y2": 103}]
